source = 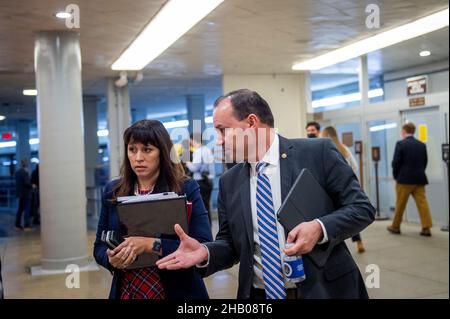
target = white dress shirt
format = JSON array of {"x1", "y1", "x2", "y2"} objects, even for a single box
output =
[{"x1": 186, "y1": 145, "x2": 215, "y2": 181}]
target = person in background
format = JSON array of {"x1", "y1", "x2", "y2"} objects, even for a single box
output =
[
  {"x1": 321, "y1": 126, "x2": 365, "y2": 253},
  {"x1": 186, "y1": 134, "x2": 215, "y2": 224},
  {"x1": 30, "y1": 163, "x2": 40, "y2": 225},
  {"x1": 14, "y1": 160, "x2": 32, "y2": 231},
  {"x1": 93, "y1": 119, "x2": 212, "y2": 299},
  {"x1": 388, "y1": 122, "x2": 432, "y2": 236},
  {"x1": 305, "y1": 121, "x2": 321, "y2": 138}
]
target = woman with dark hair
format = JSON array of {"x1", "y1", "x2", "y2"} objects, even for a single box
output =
[{"x1": 93, "y1": 119, "x2": 212, "y2": 299}]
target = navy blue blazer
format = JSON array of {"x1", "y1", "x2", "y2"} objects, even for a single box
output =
[
  {"x1": 392, "y1": 136, "x2": 428, "y2": 185},
  {"x1": 93, "y1": 178, "x2": 213, "y2": 299}
]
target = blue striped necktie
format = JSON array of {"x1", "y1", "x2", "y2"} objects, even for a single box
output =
[{"x1": 255, "y1": 161, "x2": 286, "y2": 299}]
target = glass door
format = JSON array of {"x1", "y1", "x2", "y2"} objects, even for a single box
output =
[{"x1": 366, "y1": 119, "x2": 399, "y2": 217}]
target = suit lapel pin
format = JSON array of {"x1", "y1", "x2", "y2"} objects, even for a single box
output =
[{"x1": 281, "y1": 153, "x2": 287, "y2": 159}]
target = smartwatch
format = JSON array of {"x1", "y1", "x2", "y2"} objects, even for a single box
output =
[{"x1": 152, "y1": 238, "x2": 162, "y2": 253}]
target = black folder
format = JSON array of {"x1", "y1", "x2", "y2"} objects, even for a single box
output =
[
  {"x1": 277, "y1": 168, "x2": 335, "y2": 267},
  {"x1": 117, "y1": 193, "x2": 188, "y2": 269}
]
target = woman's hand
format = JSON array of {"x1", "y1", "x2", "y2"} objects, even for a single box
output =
[
  {"x1": 113, "y1": 237, "x2": 159, "y2": 257},
  {"x1": 107, "y1": 246, "x2": 137, "y2": 269}
]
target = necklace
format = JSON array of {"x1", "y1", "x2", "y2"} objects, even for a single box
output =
[{"x1": 134, "y1": 183, "x2": 154, "y2": 196}]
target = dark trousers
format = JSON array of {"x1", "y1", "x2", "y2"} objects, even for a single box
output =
[
  {"x1": 30, "y1": 189, "x2": 40, "y2": 224},
  {"x1": 352, "y1": 233, "x2": 362, "y2": 242},
  {"x1": 15, "y1": 196, "x2": 31, "y2": 228},
  {"x1": 197, "y1": 178, "x2": 213, "y2": 224}
]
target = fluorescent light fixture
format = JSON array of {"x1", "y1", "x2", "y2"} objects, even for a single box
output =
[
  {"x1": 0, "y1": 115, "x2": 5, "y2": 121},
  {"x1": 23, "y1": 89, "x2": 37, "y2": 96},
  {"x1": 205, "y1": 116, "x2": 213, "y2": 124},
  {"x1": 312, "y1": 88, "x2": 384, "y2": 108},
  {"x1": 370, "y1": 123, "x2": 398, "y2": 132},
  {"x1": 0, "y1": 141, "x2": 16, "y2": 148},
  {"x1": 97, "y1": 129, "x2": 109, "y2": 137},
  {"x1": 419, "y1": 50, "x2": 431, "y2": 57},
  {"x1": 111, "y1": 0, "x2": 224, "y2": 70},
  {"x1": 293, "y1": 8, "x2": 449, "y2": 70},
  {"x1": 163, "y1": 120, "x2": 189, "y2": 129},
  {"x1": 56, "y1": 11, "x2": 72, "y2": 19},
  {"x1": 29, "y1": 138, "x2": 39, "y2": 145}
]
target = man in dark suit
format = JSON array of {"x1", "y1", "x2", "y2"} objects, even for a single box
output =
[
  {"x1": 387, "y1": 122, "x2": 432, "y2": 236},
  {"x1": 157, "y1": 89, "x2": 375, "y2": 299},
  {"x1": 15, "y1": 160, "x2": 32, "y2": 230}
]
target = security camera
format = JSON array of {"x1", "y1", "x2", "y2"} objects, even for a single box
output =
[{"x1": 115, "y1": 71, "x2": 128, "y2": 87}]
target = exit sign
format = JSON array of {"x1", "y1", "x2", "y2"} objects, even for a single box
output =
[{"x1": 1, "y1": 132, "x2": 12, "y2": 140}]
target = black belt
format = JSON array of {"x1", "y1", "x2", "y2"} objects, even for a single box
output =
[{"x1": 250, "y1": 287, "x2": 300, "y2": 299}]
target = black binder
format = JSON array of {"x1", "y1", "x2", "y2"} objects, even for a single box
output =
[
  {"x1": 117, "y1": 193, "x2": 188, "y2": 269},
  {"x1": 277, "y1": 168, "x2": 335, "y2": 267}
]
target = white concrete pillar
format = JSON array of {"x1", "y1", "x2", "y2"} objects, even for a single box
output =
[
  {"x1": 223, "y1": 74, "x2": 310, "y2": 138},
  {"x1": 186, "y1": 94, "x2": 205, "y2": 138},
  {"x1": 107, "y1": 79, "x2": 131, "y2": 180},
  {"x1": 34, "y1": 31, "x2": 88, "y2": 272}
]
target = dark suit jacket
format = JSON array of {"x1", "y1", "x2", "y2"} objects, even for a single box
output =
[
  {"x1": 392, "y1": 136, "x2": 428, "y2": 185},
  {"x1": 93, "y1": 178, "x2": 213, "y2": 299},
  {"x1": 15, "y1": 168, "x2": 31, "y2": 198},
  {"x1": 203, "y1": 136, "x2": 375, "y2": 299}
]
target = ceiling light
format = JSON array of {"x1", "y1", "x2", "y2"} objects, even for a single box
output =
[
  {"x1": 0, "y1": 141, "x2": 16, "y2": 148},
  {"x1": 293, "y1": 8, "x2": 449, "y2": 70},
  {"x1": 111, "y1": 0, "x2": 224, "y2": 70},
  {"x1": 55, "y1": 12, "x2": 72, "y2": 19},
  {"x1": 163, "y1": 120, "x2": 189, "y2": 129},
  {"x1": 97, "y1": 129, "x2": 109, "y2": 137},
  {"x1": 419, "y1": 50, "x2": 431, "y2": 57},
  {"x1": 312, "y1": 88, "x2": 384, "y2": 108},
  {"x1": 23, "y1": 89, "x2": 37, "y2": 96},
  {"x1": 29, "y1": 138, "x2": 40, "y2": 145},
  {"x1": 0, "y1": 115, "x2": 5, "y2": 121}
]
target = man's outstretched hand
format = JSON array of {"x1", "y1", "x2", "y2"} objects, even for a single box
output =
[{"x1": 156, "y1": 224, "x2": 209, "y2": 270}]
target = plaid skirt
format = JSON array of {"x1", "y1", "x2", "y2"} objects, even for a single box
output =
[{"x1": 120, "y1": 266, "x2": 166, "y2": 299}]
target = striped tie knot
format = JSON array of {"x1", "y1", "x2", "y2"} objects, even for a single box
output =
[{"x1": 256, "y1": 161, "x2": 268, "y2": 175}]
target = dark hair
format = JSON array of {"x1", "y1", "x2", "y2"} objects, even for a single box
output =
[
  {"x1": 113, "y1": 119, "x2": 186, "y2": 199},
  {"x1": 306, "y1": 121, "x2": 321, "y2": 131},
  {"x1": 214, "y1": 89, "x2": 274, "y2": 127},
  {"x1": 402, "y1": 122, "x2": 416, "y2": 134}
]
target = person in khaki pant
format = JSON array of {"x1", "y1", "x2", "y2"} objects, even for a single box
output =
[{"x1": 387, "y1": 122, "x2": 432, "y2": 236}]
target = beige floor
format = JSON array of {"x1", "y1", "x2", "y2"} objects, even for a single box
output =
[{"x1": 0, "y1": 219, "x2": 448, "y2": 299}]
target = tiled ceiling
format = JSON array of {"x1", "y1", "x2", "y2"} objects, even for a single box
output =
[{"x1": 0, "y1": 0, "x2": 448, "y2": 120}]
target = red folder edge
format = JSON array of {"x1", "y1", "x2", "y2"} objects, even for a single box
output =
[{"x1": 186, "y1": 201, "x2": 192, "y2": 224}]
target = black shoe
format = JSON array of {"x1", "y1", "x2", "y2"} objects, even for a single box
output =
[
  {"x1": 420, "y1": 228, "x2": 432, "y2": 237},
  {"x1": 387, "y1": 226, "x2": 401, "y2": 234}
]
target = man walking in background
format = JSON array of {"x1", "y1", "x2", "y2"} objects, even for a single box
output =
[{"x1": 388, "y1": 122, "x2": 433, "y2": 236}]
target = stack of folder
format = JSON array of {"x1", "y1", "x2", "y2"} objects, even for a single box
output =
[{"x1": 116, "y1": 192, "x2": 190, "y2": 269}]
